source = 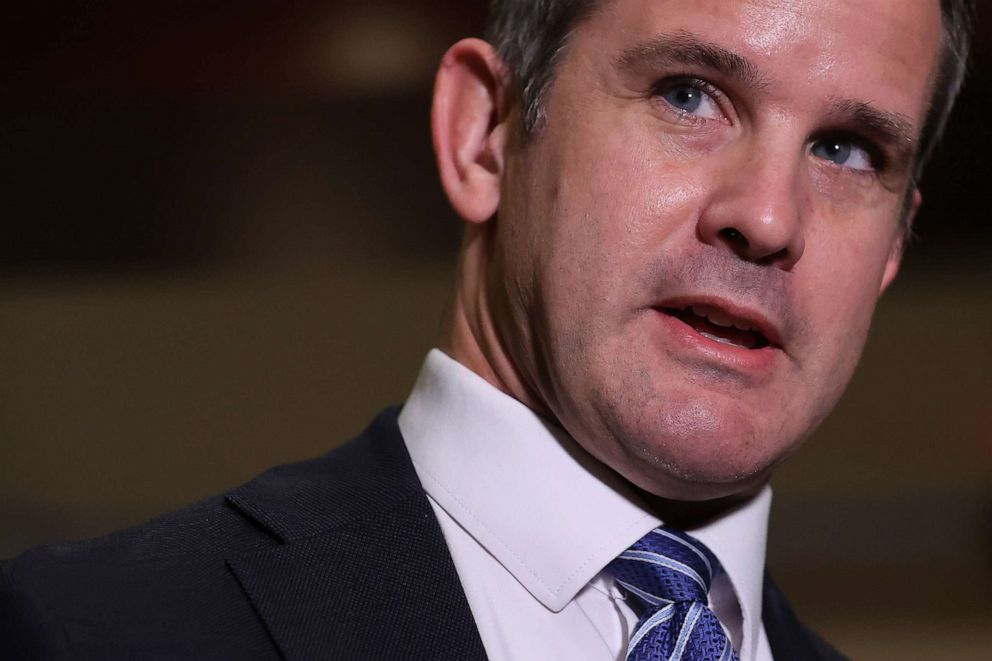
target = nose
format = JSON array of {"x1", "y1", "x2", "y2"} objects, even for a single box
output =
[{"x1": 696, "y1": 153, "x2": 806, "y2": 270}]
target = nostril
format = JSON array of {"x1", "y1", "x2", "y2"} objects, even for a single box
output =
[{"x1": 720, "y1": 227, "x2": 749, "y2": 249}]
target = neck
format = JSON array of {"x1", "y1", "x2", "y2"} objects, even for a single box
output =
[
  {"x1": 440, "y1": 225, "x2": 548, "y2": 415},
  {"x1": 637, "y1": 482, "x2": 767, "y2": 529}
]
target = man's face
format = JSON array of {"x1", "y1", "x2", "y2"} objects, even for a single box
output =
[{"x1": 489, "y1": 0, "x2": 942, "y2": 499}]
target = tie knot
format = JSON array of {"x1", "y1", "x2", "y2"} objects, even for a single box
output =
[{"x1": 608, "y1": 527, "x2": 722, "y2": 613}]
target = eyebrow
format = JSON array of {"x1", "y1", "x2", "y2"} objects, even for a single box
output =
[{"x1": 615, "y1": 30, "x2": 769, "y2": 92}]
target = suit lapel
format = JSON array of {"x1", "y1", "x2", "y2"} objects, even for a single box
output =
[{"x1": 223, "y1": 409, "x2": 487, "y2": 661}]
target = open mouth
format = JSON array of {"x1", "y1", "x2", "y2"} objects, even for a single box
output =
[{"x1": 661, "y1": 304, "x2": 771, "y2": 350}]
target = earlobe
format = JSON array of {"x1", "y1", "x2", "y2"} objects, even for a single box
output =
[
  {"x1": 431, "y1": 39, "x2": 512, "y2": 224},
  {"x1": 880, "y1": 188, "x2": 920, "y2": 293},
  {"x1": 879, "y1": 237, "x2": 903, "y2": 294}
]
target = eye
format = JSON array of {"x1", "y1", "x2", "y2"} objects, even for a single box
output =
[
  {"x1": 656, "y1": 81, "x2": 724, "y2": 120},
  {"x1": 811, "y1": 137, "x2": 874, "y2": 171}
]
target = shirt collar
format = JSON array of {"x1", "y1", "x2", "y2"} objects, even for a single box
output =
[
  {"x1": 692, "y1": 486, "x2": 772, "y2": 660},
  {"x1": 398, "y1": 349, "x2": 770, "y2": 638}
]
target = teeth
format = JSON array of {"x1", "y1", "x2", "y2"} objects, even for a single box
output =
[
  {"x1": 698, "y1": 331, "x2": 743, "y2": 346},
  {"x1": 689, "y1": 305, "x2": 751, "y2": 331}
]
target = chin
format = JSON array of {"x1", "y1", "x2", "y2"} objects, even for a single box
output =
[
  {"x1": 612, "y1": 431, "x2": 773, "y2": 500},
  {"x1": 597, "y1": 393, "x2": 794, "y2": 501}
]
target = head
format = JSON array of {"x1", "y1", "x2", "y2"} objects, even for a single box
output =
[{"x1": 432, "y1": 0, "x2": 973, "y2": 501}]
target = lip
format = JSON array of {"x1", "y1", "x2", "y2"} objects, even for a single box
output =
[{"x1": 652, "y1": 295, "x2": 785, "y2": 373}]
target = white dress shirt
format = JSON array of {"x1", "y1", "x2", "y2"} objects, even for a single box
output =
[{"x1": 398, "y1": 350, "x2": 775, "y2": 661}]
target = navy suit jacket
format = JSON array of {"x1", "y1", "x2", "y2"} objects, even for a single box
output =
[{"x1": 1, "y1": 408, "x2": 845, "y2": 660}]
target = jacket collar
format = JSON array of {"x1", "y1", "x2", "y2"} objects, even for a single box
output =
[{"x1": 223, "y1": 409, "x2": 487, "y2": 660}]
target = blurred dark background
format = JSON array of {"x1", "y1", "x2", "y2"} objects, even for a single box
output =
[{"x1": 2, "y1": 1, "x2": 990, "y2": 656}]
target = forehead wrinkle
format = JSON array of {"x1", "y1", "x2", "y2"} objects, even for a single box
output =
[{"x1": 614, "y1": 29, "x2": 770, "y2": 92}]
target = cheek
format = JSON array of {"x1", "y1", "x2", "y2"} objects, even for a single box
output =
[
  {"x1": 806, "y1": 215, "x2": 897, "y2": 300},
  {"x1": 550, "y1": 131, "x2": 708, "y2": 266},
  {"x1": 794, "y1": 228, "x2": 897, "y2": 388},
  {"x1": 533, "y1": 161, "x2": 707, "y2": 375}
]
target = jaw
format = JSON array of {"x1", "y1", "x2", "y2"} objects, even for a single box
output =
[{"x1": 542, "y1": 315, "x2": 840, "y2": 501}]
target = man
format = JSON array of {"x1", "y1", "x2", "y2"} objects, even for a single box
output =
[{"x1": 0, "y1": 0, "x2": 975, "y2": 659}]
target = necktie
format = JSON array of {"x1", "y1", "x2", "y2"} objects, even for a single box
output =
[{"x1": 608, "y1": 527, "x2": 738, "y2": 661}]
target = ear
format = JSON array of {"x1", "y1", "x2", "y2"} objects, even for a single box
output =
[
  {"x1": 880, "y1": 187, "x2": 920, "y2": 293},
  {"x1": 432, "y1": 38, "x2": 513, "y2": 224}
]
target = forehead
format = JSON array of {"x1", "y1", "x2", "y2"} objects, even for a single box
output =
[{"x1": 571, "y1": 0, "x2": 943, "y2": 129}]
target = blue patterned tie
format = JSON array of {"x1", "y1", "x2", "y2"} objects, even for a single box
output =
[{"x1": 608, "y1": 527, "x2": 739, "y2": 661}]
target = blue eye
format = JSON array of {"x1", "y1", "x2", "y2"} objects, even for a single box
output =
[
  {"x1": 663, "y1": 85, "x2": 705, "y2": 113},
  {"x1": 658, "y1": 82, "x2": 722, "y2": 119},
  {"x1": 811, "y1": 138, "x2": 874, "y2": 171}
]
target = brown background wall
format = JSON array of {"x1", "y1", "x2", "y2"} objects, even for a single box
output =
[{"x1": 2, "y1": 1, "x2": 990, "y2": 656}]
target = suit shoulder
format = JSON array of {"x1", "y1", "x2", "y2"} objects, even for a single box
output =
[
  {"x1": 0, "y1": 491, "x2": 273, "y2": 657},
  {"x1": 1, "y1": 405, "x2": 409, "y2": 572},
  {"x1": 0, "y1": 409, "x2": 410, "y2": 657},
  {"x1": 3, "y1": 491, "x2": 258, "y2": 572},
  {"x1": 3, "y1": 493, "x2": 261, "y2": 602}
]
